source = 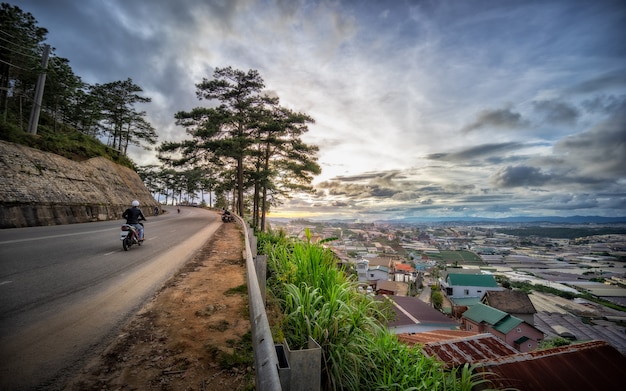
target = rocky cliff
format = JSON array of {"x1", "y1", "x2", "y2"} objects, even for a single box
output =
[{"x1": 0, "y1": 140, "x2": 159, "y2": 228}]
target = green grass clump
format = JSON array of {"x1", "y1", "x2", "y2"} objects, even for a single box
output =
[{"x1": 259, "y1": 229, "x2": 498, "y2": 390}]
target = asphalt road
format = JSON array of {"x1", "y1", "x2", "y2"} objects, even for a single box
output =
[{"x1": 0, "y1": 206, "x2": 221, "y2": 390}]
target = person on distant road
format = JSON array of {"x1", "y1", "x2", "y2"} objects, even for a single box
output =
[{"x1": 122, "y1": 200, "x2": 146, "y2": 240}]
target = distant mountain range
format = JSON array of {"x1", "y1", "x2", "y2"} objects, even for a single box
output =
[
  {"x1": 269, "y1": 215, "x2": 626, "y2": 225},
  {"x1": 397, "y1": 215, "x2": 626, "y2": 224}
]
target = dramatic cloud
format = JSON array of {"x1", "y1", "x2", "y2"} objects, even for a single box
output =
[
  {"x1": 14, "y1": 0, "x2": 626, "y2": 220},
  {"x1": 460, "y1": 108, "x2": 529, "y2": 133},
  {"x1": 532, "y1": 100, "x2": 580, "y2": 125},
  {"x1": 491, "y1": 166, "x2": 554, "y2": 188},
  {"x1": 426, "y1": 142, "x2": 527, "y2": 163}
]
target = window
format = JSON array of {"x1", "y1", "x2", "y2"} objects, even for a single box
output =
[
  {"x1": 464, "y1": 289, "x2": 469, "y2": 295},
  {"x1": 477, "y1": 290, "x2": 482, "y2": 293},
  {"x1": 517, "y1": 328, "x2": 522, "y2": 332}
]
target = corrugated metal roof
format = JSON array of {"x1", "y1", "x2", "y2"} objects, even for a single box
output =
[
  {"x1": 400, "y1": 333, "x2": 519, "y2": 368},
  {"x1": 483, "y1": 290, "x2": 537, "y2": 314},
  {"x1": 534, "y1": 312, "x2": 626, "y2": 355},
  {"x1": 493, "y1": 313, "x2": 523, "y2": 334},
  {"x1": 447, "y1": 273, "x2": 498, "y2": 287},
  {"x1": 462, "y1": 303, "x2": 508, "y2": 325},
  {"x1": 478, "y1": 340, "x2": 626, "y2": 391},
  {"x1": 397, "y1": 330, "x2": 477, "y2": 345},
  {"x1": 394, "y1": 263, "x2": 414, "y2": 272},
  {"x1": 382, "y1": 295, "x2": 459, "y2": 327}
]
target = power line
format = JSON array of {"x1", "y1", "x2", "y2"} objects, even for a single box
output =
[
  {"x1": 0, "y1": 31, "x2": 40, "y2": 56},
  {"x1": 0, "y1": 29, "x2": 17, "y2": 39},
  {"x1": 0, "y1": 43, "x2": 40, "y2": 62},
  {"x1": 0, "y1": 57, "x2": 30, "y2": 71}
]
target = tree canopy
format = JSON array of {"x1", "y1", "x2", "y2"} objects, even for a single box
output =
[
  {"x1": 159, "y1": 66, "x2": 320, "y2": 230},
  {"x1": 0, "y1": 3, "x2": 156, "y2": 155}
]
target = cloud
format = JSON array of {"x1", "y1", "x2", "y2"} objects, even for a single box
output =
[
  {"x1": 491, "y1": 165, "x2": 552, "y2": 188},
  {"x1": 581, "y1": 94, "x2": 626, "y2": 115},
  {"x1": 14, "y1": 0, "x2": 626, "y2": 220},
  {"x1": 460, "y1": 107, "x2": 529, "y2": 133},
  {"x1": 553, "y1": 102, "x2": 626, "y2": 178},
  {"x1": 531, "y1": 99, "x2": 580, "y2": 125},
  {"x1": 568, "y1": 68, "x2": 626, "y2": 95},
  {"x1": 426, "y1": 142, "x2": 527, "y2": 163}
]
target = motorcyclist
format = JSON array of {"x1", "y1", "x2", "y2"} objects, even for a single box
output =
[
  {"x1": 222, "y1": 208, "x2": 232, "y2": 222},
  {"x1": 122, "y1": 200, "x2": 146, "y2": 241}
]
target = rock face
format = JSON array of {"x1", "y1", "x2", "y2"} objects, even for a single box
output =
[{"x1": 0, "y1": 140, "x2": 159, "y2": 228}]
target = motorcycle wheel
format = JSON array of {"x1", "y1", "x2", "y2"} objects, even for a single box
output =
[{"x1": 123, "y1": 236, "x2": 131, "y2": 251}]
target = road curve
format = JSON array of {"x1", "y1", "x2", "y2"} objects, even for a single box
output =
[{"x1": 0, "y1": 207, "x2": 221, "y2": 390}]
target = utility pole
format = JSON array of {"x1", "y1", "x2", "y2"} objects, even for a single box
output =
[{"x1": 27, "y1": 44, "x2": 51, "y2": 135}]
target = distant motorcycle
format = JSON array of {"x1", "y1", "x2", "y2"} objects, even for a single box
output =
[
  {"x1": 120, "y1": 222, "x2": 144, "y2": 251},
  {"x1": 222, "y1": 213, "x2": 234, "y2": 223}
]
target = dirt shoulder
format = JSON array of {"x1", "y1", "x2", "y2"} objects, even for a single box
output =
[{"x1": 66, "y1": 221, "x2": 253, "y2": 390}]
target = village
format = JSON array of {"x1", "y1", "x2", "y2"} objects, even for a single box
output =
[{"x1": 270, "y1": 219, "x2": 626, "y2": 389}]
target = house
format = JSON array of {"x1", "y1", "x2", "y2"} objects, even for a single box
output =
[
  {"x1": 366, "y1": 265, "x2": 389, "y2": 281},
  {"x1": 481, "y1": 290, "x2": 537, "y2": 325},
  {"x1": 442, "y1": 273, "x2": 502, "y2": 298},
  {"x1": 356, "y1": 259, "x2": 368, "y2": 281},
  {"x1": 374, "y1": 280, "x2": 398, "y2": 295},
  {"x1": 392, "y1": 262, "x2": 416, "y2": 283},
  {"x1": 356, "y1": 258, "x2": 391, "y2": 282},
  {"x1": 461, "y1": 303, "x2": 543, "y2": 352}
]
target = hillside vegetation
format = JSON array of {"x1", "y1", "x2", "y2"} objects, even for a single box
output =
[{"x1": 0, "y1": 115, "x2": 135, "y2": 169}]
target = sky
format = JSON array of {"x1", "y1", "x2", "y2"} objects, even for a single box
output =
[{"x1": 11, "y1": 0, "x2": 626, "y2": 221}]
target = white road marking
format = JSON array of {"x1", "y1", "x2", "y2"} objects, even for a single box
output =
[
  {"x1": 0, "y1": 228, "x2": 116, "y2": 245},
  {"x1": 0, "y1": 281, "x2": 13, "y2": 286}
]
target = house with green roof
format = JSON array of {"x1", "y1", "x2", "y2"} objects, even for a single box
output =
[
  {"x1": 461, "y1": 303, "x2": 544, "y2": 352},
  {"x1": 442, "y1": 273, "x2": 503, "y2": 299}
]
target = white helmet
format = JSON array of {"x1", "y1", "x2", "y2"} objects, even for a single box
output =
[{"x1": 131, "y1": 200, "x2": 139, "y2": 207}]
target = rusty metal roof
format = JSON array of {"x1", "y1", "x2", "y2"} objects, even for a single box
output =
[
  {"x1": 398, "y1": 332, "x2": 519, "y2": 368},
  {"x1": 397, "y1": 330, "x2": 477, "y2": 345},
  {"x1": 477, "y1": 340, "x2": 626, "y2": 391}
]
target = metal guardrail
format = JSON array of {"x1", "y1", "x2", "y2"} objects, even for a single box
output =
[{"x1": 236, "y1": 216, "x2": 282, "y2": 391}]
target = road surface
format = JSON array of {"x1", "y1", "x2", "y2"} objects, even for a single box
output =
[{"x1": 0, "y1": 206, "x2": 220, "y2": 390}]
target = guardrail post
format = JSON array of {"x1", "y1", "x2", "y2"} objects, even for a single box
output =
[{"x1": 283, "y1": 337, "x2": 322, "y2": 391}]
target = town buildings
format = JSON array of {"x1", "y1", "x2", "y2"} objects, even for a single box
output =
[{"x1": 271, "y1": 219, "x2": 626, "y2": 360}]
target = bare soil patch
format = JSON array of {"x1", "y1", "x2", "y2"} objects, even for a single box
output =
[{"x1": 66, "y1": 221, "x2": 253, "y2": 390}]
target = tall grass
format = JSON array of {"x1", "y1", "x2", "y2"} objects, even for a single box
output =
[{"x1": 258, "y1": 229, "x2": 499, "y2": 390}]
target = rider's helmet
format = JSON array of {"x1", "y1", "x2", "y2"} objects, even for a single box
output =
[{"x1": 132, "y1": 200, "x2": 139, "y2": 207}]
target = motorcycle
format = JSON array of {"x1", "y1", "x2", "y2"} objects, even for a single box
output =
[
  {"x1": 222, "y1": 213, "x2": 234, "y2": 223},
  {"x1": 120, "y1": 222, "x2": 144, "y2": 251}
]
